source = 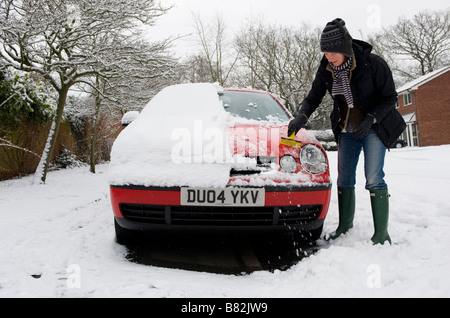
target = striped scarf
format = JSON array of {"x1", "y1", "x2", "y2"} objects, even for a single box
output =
[{"x1": 330, "y1": 57, "x2": 354, "y2": 108}]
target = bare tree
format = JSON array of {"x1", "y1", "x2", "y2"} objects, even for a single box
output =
[
  {"x1": 176, "y1": 54, "x2": 212, "y2": 84},
  {"x1": 0, "y1": 0, "x2": 172, "y2": 183},
  {"x1": 235, "y1": 22, "x2": 323, "y2": 115},
  {"x1": 375, "y1": 9, "x2": 450, "y2": 82},
  {"x1": 191, "y1": 12, "x2": 239, "y2": 86}
]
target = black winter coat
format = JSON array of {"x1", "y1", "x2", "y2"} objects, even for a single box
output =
[{"x1": 298, "y1": 39, "x2": 406, "y2": 147}]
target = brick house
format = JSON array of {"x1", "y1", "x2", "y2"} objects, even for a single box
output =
[{"x1": 396, "y1": 65, "x2": 450, "y2": 147}]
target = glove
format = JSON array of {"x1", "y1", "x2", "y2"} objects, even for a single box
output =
[
  {"x1": 352, "y1": 115, "x2": 375, "y2": 139},
  {"x1": 288, "y1": 114, "x2": 308, "y2": 137}
]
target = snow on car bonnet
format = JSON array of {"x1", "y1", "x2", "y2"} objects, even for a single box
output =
[{"x1": 108, "y1": 83, "x2": 233, "y2": 188}]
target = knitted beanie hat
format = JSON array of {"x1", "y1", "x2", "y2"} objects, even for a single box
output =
[{"x1": 320, "y1": 18, "x2": 353, "y2": 57}]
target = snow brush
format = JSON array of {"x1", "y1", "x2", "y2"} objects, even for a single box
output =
[{"x1": 280, "y1": 133, "x2": 302, "y2": 148}]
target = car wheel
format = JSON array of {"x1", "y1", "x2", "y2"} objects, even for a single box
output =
[
  {"x1": 114, "y1": 219, "x2": 138, "y2": 245},
  {"x1": 395, "y1": 142, "x2": 403, "y2": 148}
]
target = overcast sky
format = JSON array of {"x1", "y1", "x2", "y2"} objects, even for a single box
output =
[{"x1": 148, "y1": 0, "x2": 449, "y2": 56}]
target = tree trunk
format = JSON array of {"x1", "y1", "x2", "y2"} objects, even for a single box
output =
[
  {"x1": 33, "y1": 86, "x2": 69, "y2": 184},
  {"x1": 89, "y1": 87, "x2": 101, "y2": 174}
]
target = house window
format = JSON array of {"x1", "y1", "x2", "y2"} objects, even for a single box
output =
[
  {"x1": 411, "y1": 123, "x2": 419, "y2": 147},
  {"x1": 403, "y1": 92, "x2": 412, "y2": 106}
]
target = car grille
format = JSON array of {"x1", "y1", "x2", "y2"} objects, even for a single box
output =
[{"x1": 119, "y1": 203, "x2": 322, "y2": 226}]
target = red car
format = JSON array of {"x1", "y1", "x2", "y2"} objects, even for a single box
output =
[{"x1": 109, "y1": 84, "x2": 331, "y2": 244}]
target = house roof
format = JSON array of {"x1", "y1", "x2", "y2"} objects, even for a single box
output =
[{"x1": 397, "y1": 65, "x2": 450, "y2": 93}]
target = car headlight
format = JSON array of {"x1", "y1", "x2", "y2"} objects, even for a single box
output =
[
  {"x1": 280, "y1": 155, "x2": 298, "y2": 173},
  {"x1": 299, "y1": 144, "x2": 327, "y2": 174}
]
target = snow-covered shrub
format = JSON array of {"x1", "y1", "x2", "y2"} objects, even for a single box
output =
[
  {"x1": 313, "y1": 130, "x2": 337, "y2": 151},
  {"x1": 54, "y1": 148, "x2": 85, "y2": 169},
  {"x1": 0, "y1": 70, "x2": 54, "y2": 129}
]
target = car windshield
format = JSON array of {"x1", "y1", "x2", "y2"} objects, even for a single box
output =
[{"x1": 219, "y1": 90, "x2": 291, "y2": 122}]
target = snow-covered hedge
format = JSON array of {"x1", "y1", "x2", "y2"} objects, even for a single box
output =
[{"x1": 312, "y1": 129, "x2": 337, "y2": 151}]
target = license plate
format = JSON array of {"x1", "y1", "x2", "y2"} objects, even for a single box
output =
[{"x1": 180, "y1": 187, "x2": 265, "y2": 206}]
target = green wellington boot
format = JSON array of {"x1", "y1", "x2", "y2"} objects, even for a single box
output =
[
  {"x1": 370, "y1": 189, "x2": 392, "y2": 245},
  {"x1": 327, "y1": 188, "x2": 355, "y2": 240}
]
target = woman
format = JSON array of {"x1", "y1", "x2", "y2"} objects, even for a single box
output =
[{"x1": 288, "y1": 18, "x2": 406, "y2": 245}]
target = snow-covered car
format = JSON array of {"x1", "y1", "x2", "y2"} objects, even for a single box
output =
[
  {"x1": 109, "y1": 83, "x2": 331, "y2": 244},
  {"x1": 390, "y1": 139, "x2": 407, "y2": 149}
]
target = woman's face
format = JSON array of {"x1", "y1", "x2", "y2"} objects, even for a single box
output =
[{"x1": 324, "y1": 52, "x2": 347, "y2": 67}]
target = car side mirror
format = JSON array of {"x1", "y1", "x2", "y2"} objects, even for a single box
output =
[{"x1": 121, "y1": 111, "x2": 140, "y2": 128}]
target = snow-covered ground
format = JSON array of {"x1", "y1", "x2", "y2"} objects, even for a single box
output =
[{"x1": 1, "y1": 145, "x2": 450, "y2": 298}]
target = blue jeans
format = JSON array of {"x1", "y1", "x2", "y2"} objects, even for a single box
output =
[{"x1": 337, "y1": 129, "x2": 387, "y2": 191}]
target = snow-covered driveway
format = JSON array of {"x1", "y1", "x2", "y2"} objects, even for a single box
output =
[{"x1": 1, "y1": 145, "x2": 450, "y2": 298}]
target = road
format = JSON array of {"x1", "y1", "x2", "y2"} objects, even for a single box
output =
[{"x1": 125, "y1": 232, "x2": 318, "y2": 274}]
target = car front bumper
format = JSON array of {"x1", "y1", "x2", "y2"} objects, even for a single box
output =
[{"x1": 110, "y1": 184, "x2": 332, "y2": 233}]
